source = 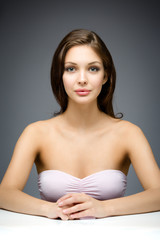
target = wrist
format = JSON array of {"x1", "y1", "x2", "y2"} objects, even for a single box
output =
[
  {"x1": 40, "y1": 201, "x2": 56, "y2": 218},
  {"x1": 103, "y1": 199, "x2": 115, "y2": 217}
]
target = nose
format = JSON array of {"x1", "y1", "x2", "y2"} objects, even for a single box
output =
[{"x1": 78, "y1": 70, "x2": 88, "y2": 85}]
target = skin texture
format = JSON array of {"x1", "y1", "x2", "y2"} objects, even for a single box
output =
[
  {"x1": 0, "y1": 46, "x2": 160, "y2": 220},
  {"x1": 63, "y1": 45, "x2": 107, "y2": 106}
]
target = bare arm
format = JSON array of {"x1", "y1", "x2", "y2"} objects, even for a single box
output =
[
  {"x1": 104, "y1": 123, "x2": 160, "y2": 216},
  {"x1": 0, "y1": 122, "x2": 68, "y2": 220}
]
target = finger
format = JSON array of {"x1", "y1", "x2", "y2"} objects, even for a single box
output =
[
  {"x1": 58, "y1": 197, "x2": 75, "y2": 207},
  {"x1": 70, "y1": 209, "x2": 93, "y2": 219},
  {"x1": 57, "y1": 193, "x2": 73, "y2": 204},
  {"x1": 58, "y1": 193, "x2": 88, "y2": 207},
  {"x1": 57, "y1": 207, "x2": 69, "y2": 221},
  {"x1": 60, "y1": 213, "x2": 69, "y2": 221},
  {"x1": 57, "y1": 196, "x2": 74, "y2": 207},
  {"x1": 62, "y1": 202, "x2": 89, "y2": 215}
]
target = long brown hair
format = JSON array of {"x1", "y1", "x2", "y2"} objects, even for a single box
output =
[{"x1": 51, "y1": 29, "x2": 123, "y2": 118}]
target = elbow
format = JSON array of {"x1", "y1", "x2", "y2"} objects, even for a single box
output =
[
  {"x1": 0, "y1": 184, "x2": 4, "y2": 209},
  {"x1": 152, "y1": 186, "x2": 160, "y2": 210},
  {"x1": 0, "y1": 184, "x2": 16, "y2": 209}
]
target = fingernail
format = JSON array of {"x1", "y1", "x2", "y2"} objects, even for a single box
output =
[
  {"x1": 63, "y1": 209, "x2": 68, "y2": 213},
  {"x1": 58, "y1": 201, "x2": 63, "y2": 206}
]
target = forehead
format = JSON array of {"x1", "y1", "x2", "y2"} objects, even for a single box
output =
[{"x1": 64, "y1": 45, "x2": 102, "y2": 64}]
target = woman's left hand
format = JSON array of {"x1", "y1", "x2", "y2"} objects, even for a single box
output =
[{"x1": 57, "y1": 193, "x2": 107, "y2": 219}]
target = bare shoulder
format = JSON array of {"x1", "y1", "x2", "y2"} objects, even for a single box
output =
[
  {"x1": 22, "y1": 121, "x2": 44, "y2": 139},
  {"x1": 24, "y1": 118, "x2": 57, "y2": 136},
  {"x1": 16, "y1": 119, "x2": 58, "y2": 155},
  {"x1": 13, "y1": 121, "x2": 48, "y2": 152},
  {"x1": 114, "y1": 119, "x2": 143, "y2": 136},
  {"x1": 115, "y1": 119, "x2": 149, "y2": 152}
]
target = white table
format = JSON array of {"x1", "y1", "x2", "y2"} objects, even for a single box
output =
[{"x1": 0, "y1": 209, "x2": 160, "y2": 240}]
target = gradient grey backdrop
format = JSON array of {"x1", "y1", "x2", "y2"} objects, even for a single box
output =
[{"x1": 0, "y1": 0, "x2": 160, "y2": 198}]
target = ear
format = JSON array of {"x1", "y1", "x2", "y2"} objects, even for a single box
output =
[{"x1": 102, "y1": 74, "x2": 108, "y2": 85}]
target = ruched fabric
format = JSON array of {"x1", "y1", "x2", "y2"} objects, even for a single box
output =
[{"x1": 38, "y1": 169, "x2": 127, "y2": 202}]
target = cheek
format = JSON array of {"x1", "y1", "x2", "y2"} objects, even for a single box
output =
[
  {"x1": 91, "y1": 75, "x2": 104, "y2": 89},
  {"x1": 62, "y1": 75, "x2": 73, "y2": 91}
]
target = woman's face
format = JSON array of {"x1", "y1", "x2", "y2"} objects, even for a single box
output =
[{"x1": 62, "y1": 45, "x2": 107, "y2": 105}]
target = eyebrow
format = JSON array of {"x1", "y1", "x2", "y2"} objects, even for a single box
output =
[{"x1": 64, "y1": 61, "x2": 102, "y2": 65}]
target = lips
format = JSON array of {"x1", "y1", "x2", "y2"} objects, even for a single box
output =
[
  {"x1": 75, "y1": 89, "x2": 90, "y2": 92},
  {"x1": 75, "y1": 89, "x2": 91, "y2": 96}
]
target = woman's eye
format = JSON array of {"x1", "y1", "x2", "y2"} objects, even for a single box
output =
[
  {"x1": 89, "y1": 67, "x2": 99, "y2": 72},
  {"x1": 65, "y1": 67, "x2": 75, "y2": 72}
]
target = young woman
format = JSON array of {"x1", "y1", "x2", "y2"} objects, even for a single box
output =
[{"x1": 0, "y1": 29, "x2": 160, "y2": 220}]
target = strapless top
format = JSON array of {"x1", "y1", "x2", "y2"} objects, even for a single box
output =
[{"x1": 38, "y1": 169, "x2": 127, "y2": 202}]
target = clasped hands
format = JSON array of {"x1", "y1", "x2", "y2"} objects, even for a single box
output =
[{"x1": 56, "y1": 192, "x2": 106, "y2": 220}]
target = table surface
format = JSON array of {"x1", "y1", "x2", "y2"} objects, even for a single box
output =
[{"x1": 0, "y1": 209, "x2": 160, "y2": 240}]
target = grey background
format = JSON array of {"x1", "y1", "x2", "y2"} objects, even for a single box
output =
[{"x1": 0, "y1": 0, "x2": 159, "y2": 198}]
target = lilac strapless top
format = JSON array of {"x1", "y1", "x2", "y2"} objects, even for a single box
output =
[{"x1": 38, "y1": 169, "x2": 127, "y2": 202}]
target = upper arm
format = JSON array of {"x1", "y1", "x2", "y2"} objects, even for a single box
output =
[
  {"x1": 124, "y1": 122, "x2": 160, "y2": 190},
  {"x1": 1, "y1": 122, "x2": 42, "y2": 190}
]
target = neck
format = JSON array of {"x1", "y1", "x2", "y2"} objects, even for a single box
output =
[{"x1": 61, "y1": 99, "x2": 107, "y2": 132}]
